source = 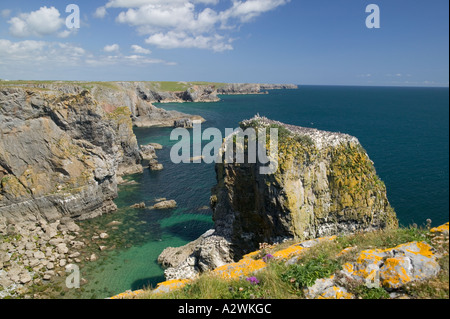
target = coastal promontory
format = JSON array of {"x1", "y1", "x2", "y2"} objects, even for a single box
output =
[{"x1": 159, "y1": 116, "x2": 398, "y2": 280}]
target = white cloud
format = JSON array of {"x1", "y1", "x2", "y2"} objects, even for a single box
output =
[
  {"x1": 145, "y1": 31, "x2": 233, "y2": 52},
  {"x1": 94, "y1": 6, "x2": 108, "y2": 18},
  {"x1": 8, "y1": 6, "x2": 66, "y2": 38},
  {"x1": 0, "y1": 39, "x2": 85, "y2": 67},
  {"x1": 131, "y1": 45, "x2": 151, "y2": 54},
  {"x1": 99, "y1": 0, "x2": 290, "y2": 51},
  {"x1": 103, "y1": 44, "x2": 120, "y2": 52},
  {"x1": 221, "y1": 0, "x2": 290, "y2": 23},
  {"x1": 0, "y1": 38, "x2": 176, "y2": 75},
  {"x1": 85, "y1": 53, "x2": 175, "y2": 67}
]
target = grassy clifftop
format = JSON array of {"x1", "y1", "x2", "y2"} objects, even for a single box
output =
[{"x1": 114, "y1": 222, "x2": 449, "y2": 300}]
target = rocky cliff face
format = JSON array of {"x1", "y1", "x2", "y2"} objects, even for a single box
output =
[
  {"x1": 260, "y1": 84, "x2": 299, "y2": 90},
  {"x1": 0, "y1": 86, "x2": 142, "y2": 224},
  {"x1": 217, "y1": 83, "x2": 298, "y2": 95},
  {"x1": 217, "y1": 83, "x2": 263, "y2": 95},
  {"x1": 159, "y1": 116, "x2": 398, "y2": 280},
  {"x1": 5, "y1": 82, "x2": 207, "y2": 128},
  {"x1": 0, "y1": 82, "x2": 297, "y2": 226}
]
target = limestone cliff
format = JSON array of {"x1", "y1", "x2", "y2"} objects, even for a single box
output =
[
  {"x1": 2, "y1": 81, "x2": 206, "y2": 128},
  {"x1": 217, "y1": 83, "x2": 298, "y2": 95},
  {"x1": 0, "y1": 82, "x2": 297, "y2": 225},
  {"x1": 0, "y1": 86, "x2": 141, "y2": 223},
  {"x1": 159, "y1": 116, "x2": 398, "y2": 280}
]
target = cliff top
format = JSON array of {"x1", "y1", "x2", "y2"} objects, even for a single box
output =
[
  {"x1": 241, "y1": 115, "x2": 360, "y2": 150},
  {"x1": 0, "y1": 80, "x2": 297, "y2": 93}
]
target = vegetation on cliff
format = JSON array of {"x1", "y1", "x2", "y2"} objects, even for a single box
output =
[{"x1": 123, "y1": 222, "x2": 449, "y2": 300}]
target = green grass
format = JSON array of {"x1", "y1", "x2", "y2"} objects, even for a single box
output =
[
  {"x1": 280, "y1": 253, "x2": 342, "y2": 292},
  {"x1": 0, "y1": 80, "x2": 225, "y2": 93},
  {"x1": 136, "y1": 225, "x2": 449, "y2": 300}
]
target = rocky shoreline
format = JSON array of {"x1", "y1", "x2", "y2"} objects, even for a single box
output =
[
  {"x1": 0, "y1": 218, "x2": 83, "y2": 298},
  {"x1": 0, "y1": 82, "x2": 302, "y2": 298}
]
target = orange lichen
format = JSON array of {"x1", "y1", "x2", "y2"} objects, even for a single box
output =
[
  {"x1": 380, "y1": 257, "x2": 412, "y2": 289},
  {"x1": 430, "y1": 222, "x2": 449, "y2": 235},
  {"x1": 317, "y1": 286, "x2": 354, "y2": 299},
  {"x1": 213, "y1": 259, "x2": 267, "y2": 280},
  {"x1": 242, "y1": 251, "x2": 262, "y2": 260},
  {"x1": 396, "y1": 241, "x2": 435, "y2": 258},
  {"x1": 110, "y1": 289, "x2": 146, "y2": 299},
  {"x1": 342, "y1": 262, "x2": 354, "y2": 274},
  {"x1": 273, "y1": 244, "x2": 304, "y2": 259},
  {"x1": 152, "y1": 279, "x2": 191, "y2": 295}
]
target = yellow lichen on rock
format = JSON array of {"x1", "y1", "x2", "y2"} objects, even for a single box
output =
[
  {"x1": 379, "y1": 257, "x2": 412, "y2": 289},
  {"x1": 342, "y1": 241, "x2": 440, "y2": 290},
  {"x1": 431, "y1": 222, "x2": 449, "y2": 235},
  {"x1": 213, "y1": 259, "x2": 267, "y2": 280},
  {"x1": 273, "y1": 244, "x2": 304, "y2": 260},
  {"x1": 110, "y1": 289, "x2": 146, "y2": 299},
  {"x1": 317, "y1": 286, "x2": 354, "y2": 299},
  {"x1": 401, "y1": 241, "x2": 435, "y2": 258}
]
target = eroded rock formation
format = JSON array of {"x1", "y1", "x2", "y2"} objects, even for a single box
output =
[{"x1": 159, "y1": 116, "x2": 398, "y2": 280}]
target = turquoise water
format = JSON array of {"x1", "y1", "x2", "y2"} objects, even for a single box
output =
[{"x1": 74, "y1": 86, "x2": 449, "y2": 299}]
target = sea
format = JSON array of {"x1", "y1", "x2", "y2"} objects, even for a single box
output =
[{"x1": 68, "y1": 85, "x2": 448, "y2": 299}]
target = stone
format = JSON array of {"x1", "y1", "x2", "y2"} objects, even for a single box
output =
[
  {"x1": 90, "y1": 254, "x2": 98, "y2": 262},
  {"x1": 69, "y1": 252, "x2": 80, "y2": 258},
  {"x1": 49, "y1": 238, "x2": 64, "y2": 246},
  {"x1": 56, "y1": 243, "x2": 69, "y2": 255},
  {"x1": 305, "y1": 276, "x2": 335, "y2": 299},
  {"x1": 140, "y1": 145, "x2": 156, "y2": 160},
  {"x1": 130, "y1": 202, "x2": 146, "y2": 209},
  {"x1": 43, "y1": 274, "x2": 52, "y2": 281},
  {"x1": 174, "y1": 118, "x2": 193, "y2": 128},
  {"x1": 107, "y1": 221, "x2": 122, "y2": 227},
  {"x1": 148, "y1": 143, "x2": 163, "y2": 150},
  {"x1": 318, "y1": 286, "x2": 354, "y2": 299},
  {"x1": 149, "y1": 162, "x2": 164, "y2": 171},
  {"x1": 99, "y1": 233, "x2": 109, "y2": 239},
  {"x1": 59, "y1": 218, "x2": 81, "y2": 233},
  {"x1": 59, "y1": 259, "x2": 67, "y2": 267},
  {"x1": 25, "y1": 242, "x2": 36, "y2": 250},
  {"x1": 0, "y1": 251, "x2": 10, "y2": 263},
  {"x1": 33, "y1": 251, "x2": 45, "y2": 259},
  {"x1": 19, "y1": 272, "x2": 32, "y2": 284},
  {"x1": 341, "y1": 241, "x2": 440, "y2": 290},
  {"x1": 150, "y1": 200, "x2": 177, "y2": 210},
  {"x1": 29, "y1": 259, "x2": 41, "y2": 268}
]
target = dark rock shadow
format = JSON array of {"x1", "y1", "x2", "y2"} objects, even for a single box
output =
[
  {"x1": 164, "y1": 220, "x2": 213, "y2": 242},
  {"x1": 131, "y1": 275, "x2": 167, "y2": 291}
]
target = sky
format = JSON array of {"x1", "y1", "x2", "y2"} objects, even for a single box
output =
[{"x1": 0, "y1": 0, "x2": 448, "y2": 86}]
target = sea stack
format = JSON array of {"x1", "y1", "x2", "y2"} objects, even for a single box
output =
[{"x1": 159, "y1": 116, "x2": 398, "y2": 280}]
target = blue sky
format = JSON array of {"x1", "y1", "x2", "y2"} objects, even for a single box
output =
[{"x1": 0, "y1": 0, "x2": 448, "y2": 86}]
